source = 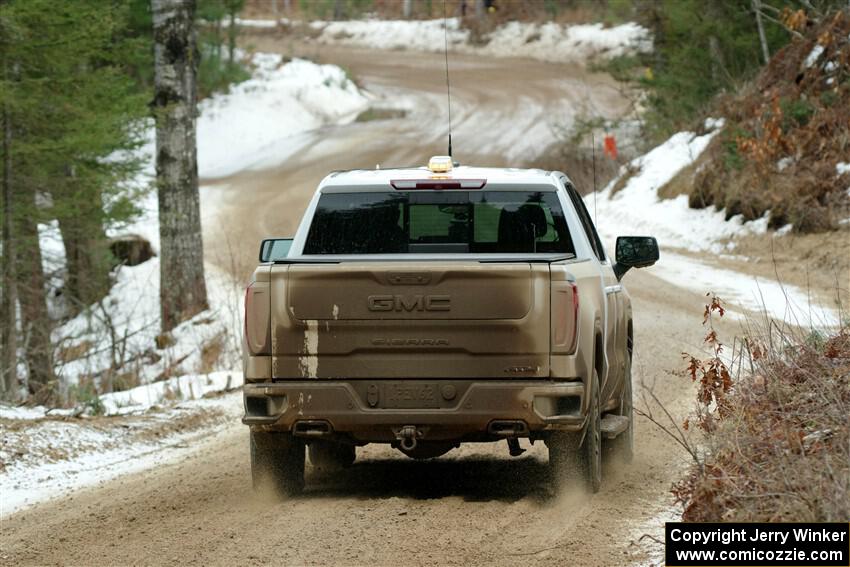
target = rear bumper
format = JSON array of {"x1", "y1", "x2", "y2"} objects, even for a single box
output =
[{"x1": 242, "y1": 380, "x2": 585, "y2": 442}]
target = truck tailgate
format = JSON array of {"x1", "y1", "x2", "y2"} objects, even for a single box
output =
[{"x1": 270, "y1": 262, "x2": 550, "y2": 379}]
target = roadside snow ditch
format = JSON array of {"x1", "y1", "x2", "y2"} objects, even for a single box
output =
[
  {"x1": 0, "y1": 374, "x2": 243, "y2": 516},
  {"x1": 593, "y1": 121, "x2": 838, "y2": 325},
  {"x1": 241, "y1": 17, "x2": 652, "y2": 64}
]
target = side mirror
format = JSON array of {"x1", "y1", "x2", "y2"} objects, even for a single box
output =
[
  {"x1": 613, "y1": 236, "x2": 659, "y2": 280},
  {"x1": 259, "y1": 238, "x2": 293, "y2": 262}
]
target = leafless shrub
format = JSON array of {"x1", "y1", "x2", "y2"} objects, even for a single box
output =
[{"x1": 672, "y1": 296, "x2": 849, "y2": 522}]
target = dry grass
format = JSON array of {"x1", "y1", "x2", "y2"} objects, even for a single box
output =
[
  {"x1": 607, "y1": 162, "x2": 638, "y2": 196},
  {"x1": 240, "y1": 0, "x2": 617, "y2": 25},
  {"x1": 199, "y1": 335, "x2": 225, "y2": 375},
  {"x1": 657, "y1": 153, "x2": 709, "y2": 200},
  {"x1": 681, "y1": 11, "x2": 850, "y2": 233},
  {"x1": 530, "y1": 143, "x2": 620, "y2": 195},
  {"x1": 674, "y1": 308, "x2": 850, "y2": 522},
  {"x1": 56, "y1": 340, "x2": 94, "y2": 364}
]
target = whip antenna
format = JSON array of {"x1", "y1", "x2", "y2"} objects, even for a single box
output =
[
  {"x1": 443, "y1": 0, "x2": 453, "y2": 158},
  {"x1": 591, "y1": 128, "x2": 598, "y2": 226}
]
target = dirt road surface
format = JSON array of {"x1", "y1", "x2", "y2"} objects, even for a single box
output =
[{"x1": 1, "y1": 40, "x2": 717, "y2": 566}]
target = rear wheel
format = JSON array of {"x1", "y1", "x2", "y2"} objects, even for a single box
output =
[
  {"x1": 549, "y1": 370, "x2": 602, "y2": 494},
  {"x1": 250, "y1": 430, "x2": 305, "y2": 496},
  {"x1": 308, "y1": 441, "x2": 356, "y2": 470}
]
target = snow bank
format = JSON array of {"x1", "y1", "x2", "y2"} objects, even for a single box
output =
[
  {"x1": 593, "y1": 123, "x2": 767, "y2": 255},
  {"x1": 0, "y1": 371, "x2": 242, "y2": 420},
  {"x1": 51, "y1": 257, "x2": 243, "y2": 392},
  {"x1": 478, "y1": 21, "x2": 652, "y2": 62},
  {"x1": 234, "y1": 17, "x2": 283, "y2": 28},
  {"x1": 305, "y1": 18, "x2": 652, "y2": 64},
  {"x1": 0, "y1": 386, "x2": 242, "y2": 516},
  {"x1": 593, "y1": 122, "x2": 839, "y2": 325},
  {"x1": 198, "y1": 53, "x2": 369, "y2": 178},
  {"x1": 34, "y1": 51, "x2": 369, "y2": 405},
  {"x1": 314, "y1": 17, "x2": 467, "y2": 52}
]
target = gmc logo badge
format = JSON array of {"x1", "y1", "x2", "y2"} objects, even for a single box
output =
[{"x1": 367, "y1": 294, "x2": 451, "y2": 312}]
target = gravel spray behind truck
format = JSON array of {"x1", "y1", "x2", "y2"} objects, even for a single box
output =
[{"x1": 242, "y1": 156, "x2": 659, "y2": 495}]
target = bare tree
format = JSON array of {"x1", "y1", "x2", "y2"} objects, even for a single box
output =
[
  {"x1": 752, "y1": 0, "x2": 770, "y2": 65},
  {"x1": 475, "y1": 0, "x2": 485, "y2": 19},
  {"x1": 1, "y1": 65, "x2": 17, "y2": 398},
  {"x1": 152, "y1": 0, "x2": 209, "y2": 333},
  {"x1": 17, "y1": 191, "x2": 54, "y2": 400}
]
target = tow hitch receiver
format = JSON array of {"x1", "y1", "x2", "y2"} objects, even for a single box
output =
[{"x1": 395, "y1": 425, "x2": 423, "y2": 452}]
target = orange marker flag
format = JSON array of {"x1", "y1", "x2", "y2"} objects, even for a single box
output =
[{"x1": 603, "y1": 134, "x2": 618, "y2": 160}]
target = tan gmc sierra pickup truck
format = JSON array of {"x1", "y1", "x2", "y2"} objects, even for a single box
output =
[{"x1": 242, "y1": 156, "x2": 659, "y2": 496}]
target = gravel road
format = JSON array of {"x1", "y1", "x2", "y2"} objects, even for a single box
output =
[{"x1": 1, "y1": 38, "x2": 716, "y2": 567}]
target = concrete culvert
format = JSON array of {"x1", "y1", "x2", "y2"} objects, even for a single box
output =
[{"x1": 110, "y1": 235, "x2": 155, "y2": 267}]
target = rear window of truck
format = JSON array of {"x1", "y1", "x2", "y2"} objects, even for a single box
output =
[{"x1": 303, "y1": 191, "x2": 575, "y2": 255}]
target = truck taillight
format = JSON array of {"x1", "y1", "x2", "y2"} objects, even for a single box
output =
[
  {"x1": 244, "y1": 281, "x2": 271, "y2": 356},
  {"x1": 243, "y1": 284, "x2": 252, "y2": 349},
  {"x1": 569, "y1": 282, "x2": 579, "y2": 354},
  {"x1": 552, "y1": 281, "x2": 578, "y2": 354}
]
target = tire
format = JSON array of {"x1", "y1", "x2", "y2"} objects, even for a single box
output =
[
  {"x1": 549, "y1": 370, "x2": 602, "y2": 494},
  {"x1": 250, "y1": 430, "x2": 305, "y2": 496},
  {"x1": 606, "y1": 355, "x2": 634, "y2": 463},
  {"x1": 308, "y1": 441, "x2": 356, "y2": 470}
]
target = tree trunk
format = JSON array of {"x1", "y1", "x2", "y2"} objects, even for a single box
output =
[
  {"x1": 56, "y1": 191, "x2": 111, "y2": 312},
  {"x1": 228, "y1": 9, "x2": 237, "y2": 65},
  {"x1": 152, "y1": 0, "x2": 208, "y2": 333},
  {"x1": 1, "y1": 80, "x2": 17, "y2": 398},
  {"x1": 752, "y1": 0, "x2": 770, "y2": 65},
  {"x1": 475, "y1": 0, "x2": 485, "y2": 19},
  {"x1": 16, "y1": 190, "x2": 54, "y2": 401}
]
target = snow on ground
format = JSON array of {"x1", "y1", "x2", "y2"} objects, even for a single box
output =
[
  {"x1": 476, "y1": 20, "x2": 652, "y2": 62},
  {"x1": 312, "y1": 17, "x2": 468, "y2": 52},
  {"x1": 234, "y1": 17, "x2": 282, "y2": 29},
  {"x1": 39, "y1": 51, "x2": 369, "y2": 393},
  {"x1": 652, "y1": 252, "x2": 838, "y2": 326},
  {"x1": 0, "y1": 371, "x2": 242, "y2": 420},
  {"x1": 804, "y1": 44, "x2": 825, "y2": 68},
  {"x1": 593, "y1": 121, "x2": 839, "y2": 326},
  {"x1": 1, "y1": 53, "x2": 370, "y2": 516},
  {"x1": 591, "y1": 122, "x2": 770, "y2": 255},
  {"x1": 0, "y1": 378, "x2": 242, "y2": 516},
  {"x1": 53, "y1": 260, "x2": 242, "y2": 390},
  {"x1": 40, "y1": 52, "x2": 369, "y2": 260},
  {"x1": 240, "y1": 17, "x2": 652, "y2": 64},
  {"x1": 198, "y1": 53, "x2": 370, "y2": 178}
]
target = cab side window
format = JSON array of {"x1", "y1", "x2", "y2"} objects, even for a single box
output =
[{"x1": 563, "y1": 181, "x2": 606, "y2": 262}]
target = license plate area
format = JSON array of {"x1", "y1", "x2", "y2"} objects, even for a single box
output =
[{"x1": 382, "y1": 382, "x2": 440, "y2": 409}]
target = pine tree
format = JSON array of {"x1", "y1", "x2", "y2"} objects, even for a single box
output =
[{"x1": 0, "y1": 0, "x2": 148, "y2": 400}]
